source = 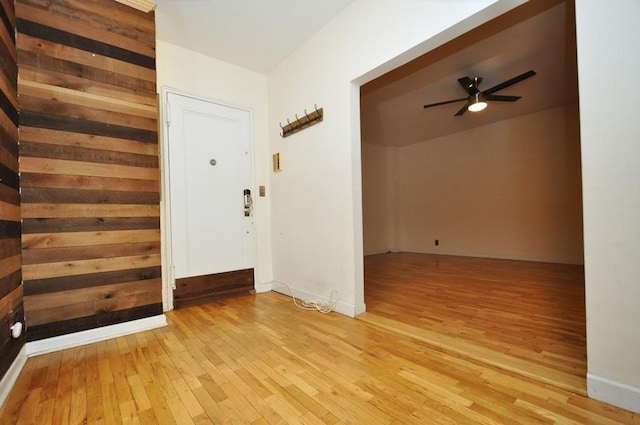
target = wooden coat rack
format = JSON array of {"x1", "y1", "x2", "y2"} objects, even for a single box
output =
[{"x1": 279, "y1": 105, "x2": 323, "y2": 138}]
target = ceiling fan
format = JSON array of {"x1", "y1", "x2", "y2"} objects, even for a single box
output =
[{"x1": 423, "y1": 70, "x2": 537, "y2": 116}]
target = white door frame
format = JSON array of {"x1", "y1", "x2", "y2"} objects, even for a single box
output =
[{"x1": 159, "y1": 87, "x2": 256, "y2": 311}]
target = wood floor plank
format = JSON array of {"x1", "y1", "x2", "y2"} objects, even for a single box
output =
[
  {"x1": 101, "y1": 382, "x2": 123, "y2": 425},
  {"x1": 1, "y1": 291, "x2": 638, "y2": 424}
]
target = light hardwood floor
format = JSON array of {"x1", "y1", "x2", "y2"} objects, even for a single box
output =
[
  {"x1": 1, "y1": 288, "x2": 638, "y2": 424},
  {"x1": 363, "y1": 252, "x2": 587, "y2": 395}
]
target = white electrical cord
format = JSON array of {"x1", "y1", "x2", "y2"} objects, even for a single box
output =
[{"x1": 281, "y1": 282, "x2": 340, "y2": 314}]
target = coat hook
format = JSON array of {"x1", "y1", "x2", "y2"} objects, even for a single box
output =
[{"x1": 280, "y1": 105, "x2": 323, "y2": 138}]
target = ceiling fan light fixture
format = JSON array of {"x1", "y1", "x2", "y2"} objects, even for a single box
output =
[
  {"x1": 423, "y1": 70, "x2": 535, "y2": 116},
  {"x1": 468, "y1": 93, "x2": 487, "y2": 112}
]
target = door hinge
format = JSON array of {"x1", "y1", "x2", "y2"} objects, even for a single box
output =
[{"x1": 166, "y1": 101, "x2": 171, "y2": 126}]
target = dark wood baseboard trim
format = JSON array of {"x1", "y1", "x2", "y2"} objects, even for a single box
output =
[{"x1": 174, "y1": 268, "x2": 254, "y2": 309}]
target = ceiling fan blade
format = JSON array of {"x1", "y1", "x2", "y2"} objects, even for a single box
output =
[
  {"x1": 454, "y1": 103, "x2": 469, "y2": 116},
  {"x1": 483, "y1": 70, "x2": 536, "y2": 96},
  {"x1": 458, "y1": 76, "x2": 481, "y2": 95},
  {"x1": 423, "y1": 97, "x2": 468, "y2": 109},
  {"x1": 485, "y1": 94, "x2": 521, "y2": 102}
]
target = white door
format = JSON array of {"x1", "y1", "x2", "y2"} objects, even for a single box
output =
[{"x1": 166, "y1": 92, "x2": 254, "y2": 279}]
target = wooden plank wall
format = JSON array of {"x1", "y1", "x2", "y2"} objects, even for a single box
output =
[
  {"x1": 174, "y1": 269, "x2": 255, "y2": 309},
  {"x1": 0, "y1": 0, "x2": 24, "y2": 379},
  {"x1": 16, "y1": 0, "x2": 162, "y2": 341}
]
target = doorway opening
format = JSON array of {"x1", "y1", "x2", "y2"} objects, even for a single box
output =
[{"x1": 359, "y1": 0, "x2": 585, "y2": 393}]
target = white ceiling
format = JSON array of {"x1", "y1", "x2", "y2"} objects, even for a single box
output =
[
  {"x1": 153, "y1": 1, "x2": 577, "y2": 147},
  {"x1": 154, "y1": 0, "x2": 354, "y2": 74},
  {"x1": 361, "y1": 0, "x2": 578, "y2": 147}
]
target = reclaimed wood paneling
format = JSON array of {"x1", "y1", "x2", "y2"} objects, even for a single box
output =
[
  {"x1": 0, "y1": 0, "x2": 24, "y2": 382},
  {"x1": 174, "y1": 269, "x2": 255, "y2": 309},
  {"x1": 17, "y1": 0, "x2": 161, "y2": 341}
]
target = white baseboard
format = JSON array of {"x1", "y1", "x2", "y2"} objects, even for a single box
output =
[
  {"x1": 588, "y1": 373, "x2": 640, "y2": 413},
  {"x1": 271, "y1": 282, "x2": 361, "y2": 318},
  {"x1": 26, "y1": 314, "x2": 167, "y2": 357},
  {"x1": 254, "y1": 281, "x2": 272, "y2": 294},
  {"x1": 363, "y1": 249, "x2": 392, "y2": 256},
  {"x1": 0, "y1": 345, "x2": 27, "y2": 408}
]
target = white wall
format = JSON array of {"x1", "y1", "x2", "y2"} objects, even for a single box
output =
[
  {"x1": 267, "y1": 0, "x2": 524, "y2": 316},
  {"x1": 575, "y1": 0, "x2": 640, "y2": 413},
  {"x1": 361, "y1": 143, "x2": 397, "y2": 255},
  {"x1": 363, "y1": 104, "x2": 584, "y2": 264},
  {"x1": 155, "y1": 41, "x2": 273, "y2": 293}
]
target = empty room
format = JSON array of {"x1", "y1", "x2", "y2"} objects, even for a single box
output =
[{"x1": 361, "y1": 0, "x2": 586, "y2": 395}]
